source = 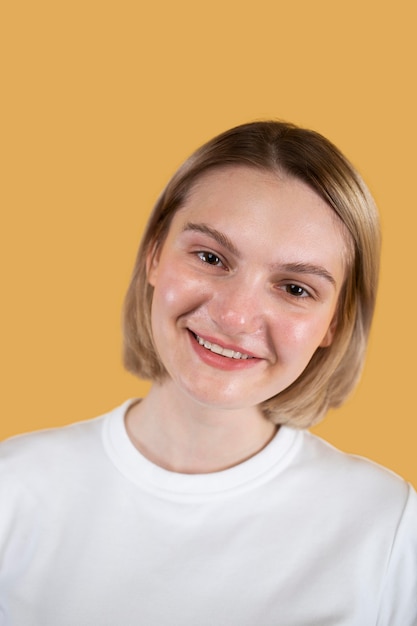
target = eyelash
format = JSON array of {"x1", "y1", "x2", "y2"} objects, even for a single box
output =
[
  {"x1": 196, "y1": 250, "x2": 226, "y2": 268},
  {"x1": 196, "y1": 251, "x2": 312, "y2": 299},
  {"x1": 282, "y1": 284, "x2": 311, "y2": 298}
]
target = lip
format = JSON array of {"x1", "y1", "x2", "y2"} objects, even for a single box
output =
[{"x1": 188, "y1": 329, "x2": 262, "y2": 371}]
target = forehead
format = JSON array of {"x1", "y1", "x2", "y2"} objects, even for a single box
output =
[
  {"x1": 184, "y1": 165, "x2": 334, "y2": 220},
  {"x1": 178, "y1": 166, "x2": 350, "y2": 248}
]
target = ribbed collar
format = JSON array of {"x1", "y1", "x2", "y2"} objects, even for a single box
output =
[{"x1": 102, "y1": 399, "x2": 301, "y2": 502}]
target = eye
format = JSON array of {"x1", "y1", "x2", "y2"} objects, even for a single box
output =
[
  {"x1": 197, "y1": 251, "x2": 224, "y2": 267},
  {"x1": 284, "y1": 284, "x2": 310, "y2": 298}
]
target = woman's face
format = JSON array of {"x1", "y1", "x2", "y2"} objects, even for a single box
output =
[{"x1": 147, "y1": 166, "x2": 348, "y2": 412}]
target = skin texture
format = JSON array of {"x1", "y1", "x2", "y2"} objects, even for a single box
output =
[{"x1": 126, "y1": 166, "x2": 348, "y2": 473}]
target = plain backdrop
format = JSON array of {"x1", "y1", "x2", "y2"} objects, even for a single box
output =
[{"x1": 1, "y1": 0, "x2": 416, "y2": 487}]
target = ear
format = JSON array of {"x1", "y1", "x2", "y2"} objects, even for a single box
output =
[
  {"x1": 146, "y1": 240, "x2": 161, "y2": 287},
  {"x1": 319, "y1": 315, "x2": 338, "y2": 348}
]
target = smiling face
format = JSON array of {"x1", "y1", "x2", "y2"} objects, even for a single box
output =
[{"x1": 147, "y1": 166, "x2": 349, "y2": 412}]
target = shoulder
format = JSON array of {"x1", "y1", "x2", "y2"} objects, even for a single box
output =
[
  {"x1": 1, "y1": 413, "x2": 103, "y2": 471},
  {"x1": 293, "y1": 429, "x2": 414, "y2": 521},
  {"x1": 0, "y1": 403, "x2": 134, "y2": 543},
  {"x1": 0, "y1": 401, "x2": 131, "y2": 488}
]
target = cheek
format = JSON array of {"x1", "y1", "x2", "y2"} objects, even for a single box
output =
[
  {"x1": 151, "y1": 275, "x2": 180, "y2": 318},
  {"x1": 272, "y1": 312, "x2": 334, "y2": 352},
  {"x1": 151, "y1": 264, "x2": 207, "y2": 319}
]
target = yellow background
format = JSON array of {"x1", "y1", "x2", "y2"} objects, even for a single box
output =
[{"x1": 1, "y1": 1, "x2": 416, "y2": 487}]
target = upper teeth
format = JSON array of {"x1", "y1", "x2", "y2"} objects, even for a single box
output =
[{"x1": 195, "y1": 334, "x2": 253, "y2": 360}]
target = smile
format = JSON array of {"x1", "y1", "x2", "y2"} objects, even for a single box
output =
[{"x1": 194, "y1": 333, "x2": 254, "y2": 360}]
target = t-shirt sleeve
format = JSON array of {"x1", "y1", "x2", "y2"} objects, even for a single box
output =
[
  {"x1": 376, "y1": 483, "x2": 417, "y2": 626},
  {"x1": 0, "y1": 456, "x2": 42, "y2": 625}
]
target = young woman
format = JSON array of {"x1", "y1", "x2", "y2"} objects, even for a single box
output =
[{"x1": 1, "y1": 121, "x2": 416, "y2": 625}]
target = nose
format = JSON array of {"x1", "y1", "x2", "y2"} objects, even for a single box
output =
[{"x1": 208, "y1": 277, "x2": 265, "y2": 336}]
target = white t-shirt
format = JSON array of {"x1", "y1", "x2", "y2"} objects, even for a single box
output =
[{"x1": 1, "y1": 400, "x2": 416, "y2": 625}]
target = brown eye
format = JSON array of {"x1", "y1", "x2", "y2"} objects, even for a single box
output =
[
  {"x1": 197, "y1": 251, "x2": 223, "y2": 267},
  {"x1": 286, "y1": 284, "x2": 309, "y2": 298}
]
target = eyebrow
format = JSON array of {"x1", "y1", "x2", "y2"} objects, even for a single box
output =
[
  {"x1": 182, "y1": 222, "x2": 337, "y2": 288},
  {"x1": 278, "y1": 262, "x2": 337, "y2": 288},
  {"x1": 182, "y1": 222, "x2": 241, "y2": 257}
]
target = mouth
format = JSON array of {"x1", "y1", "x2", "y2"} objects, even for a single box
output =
[{"x1": 191, "y1": 332, "x2": 255, "y2": 360}]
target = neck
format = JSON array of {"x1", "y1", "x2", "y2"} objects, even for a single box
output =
[{"x1": 125, "y1": 381, "x2": 278, "y2": 474}]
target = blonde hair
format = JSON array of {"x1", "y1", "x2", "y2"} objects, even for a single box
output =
[{"x1": 123, "y1": 121, "x2": 380, "y2": 428}]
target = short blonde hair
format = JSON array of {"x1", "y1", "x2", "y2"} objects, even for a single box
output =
[{"x1": 123, "y1": 121, "x2": 380, "y2": 428}]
